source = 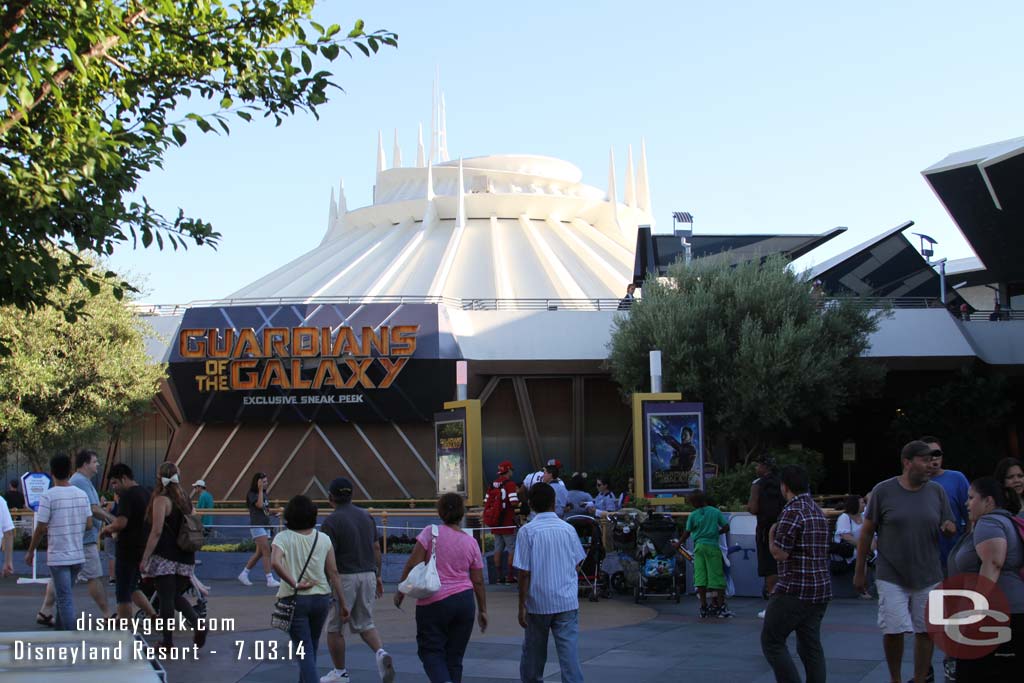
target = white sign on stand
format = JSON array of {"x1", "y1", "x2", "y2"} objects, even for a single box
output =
[
  {"x1": 18, "y1": 471, "x2": 52, "y2": 585},
  {"x1": 21, "y1": 472, "x2": 51, "y2": 511}
]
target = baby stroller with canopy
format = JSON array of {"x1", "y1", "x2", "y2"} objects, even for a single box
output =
[
  {"x1": 633, "y1": 514, "x2": 683, "y2": 604},
  {"x1": 565, "y1": 514, "x2": 609, "y2": 602}
]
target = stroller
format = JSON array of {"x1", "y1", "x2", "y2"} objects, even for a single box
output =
[
  {"x1": 606, "y1": 508, "x2": 646, "y2": 595},
  {"x1": 565, "y1": 514, "x2": 609, "y2": 602},
  {"x1": 633, "y1": 515, "x2": 684, "y2": 604}
]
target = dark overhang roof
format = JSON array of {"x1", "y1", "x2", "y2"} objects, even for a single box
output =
[
  {"x1": 632, "y1": 227, "x2": 846, "y2": 282},
  {"x1": 923, "y1": 137, "x2": 1024, "y2": 284},
  {"x1": 807, "y1": 220, "x2": 952, "y2": 298}
]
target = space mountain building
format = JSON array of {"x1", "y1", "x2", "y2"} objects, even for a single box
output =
[{"x1": 100, "y1": 115, "x2": 1024, "y2": 498}]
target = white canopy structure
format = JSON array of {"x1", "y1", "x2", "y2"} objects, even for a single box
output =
[{"x1": 229, "y1": 151, "x2": 654, "y2": 301}]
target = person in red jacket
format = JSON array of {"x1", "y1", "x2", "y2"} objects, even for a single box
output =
[{"x1": 485, "y1": 461, "x2": 520, "y2": 584}]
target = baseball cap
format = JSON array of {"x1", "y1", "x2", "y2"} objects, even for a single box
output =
[
  {"x1": 192, "y1": 480, "x2": 206, "y2": 488},
  {"x1": 545, "y1": 459, "x2": 562, "y2": 469},
  {"x1": 329, "y1": 477, "x2": 354, "y2": 498},
  {"x1": 498, "y1": 460, "x2": 514, "y2": 474},
  {"x1": 901, "y1": 440, "x2": 939, "y2": 460}
]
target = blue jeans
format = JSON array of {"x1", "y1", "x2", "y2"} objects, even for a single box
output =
[
  {"x1": 49, "y1": 564, "x2": 81, "y2": 631},
  {"x1": 415, "y1": 589, "x2": 476, "y2": 683},
  {"x1": 521, "y1": 609, "x2": 583, "y2": 683},
  {"x1": 289, "y1": 594, "x2": 330, "y2": 683}
]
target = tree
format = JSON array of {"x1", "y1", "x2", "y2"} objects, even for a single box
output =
[
  {"x1": 0, "y1": 255, "x2": 167, "y2": 469},
  {"x1": 0, "y1": 1, "x2": 396, "y2": 329},
  {"x1": 607, "y1": 254, "x2": 885, "y2": 460}
]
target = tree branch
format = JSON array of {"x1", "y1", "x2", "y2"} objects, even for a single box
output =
[
  {"x1": 0, "y1": 0, "x2": 30, "y2": 54},
  {"x1": 0, "y1": 8, "x2": 147, "y2": 137}
]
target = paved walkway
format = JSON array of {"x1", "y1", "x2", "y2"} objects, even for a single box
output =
[{"x1": 0, "y1": 577, "x2": 945, "y2": 682}]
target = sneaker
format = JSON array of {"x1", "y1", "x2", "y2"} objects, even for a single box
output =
[
  {"x1": 376, "y1": 649, "x2": 395, "y2": 683},
  {"x1": 757, "y1": 609, "x2": 766, "y2": 619},
  {"x1": 108, "y1": 577, "x2": 116, "y2": 585},
  {"x1": 507, "y1": 575, "x2": 518, "y2": 584},
  {"x1": 699, "y1": 606, "x2": 710, "y2": 619},
  {"x1": 320, "y1": 670, "x2": 350, "y2": 683},
  {"x1": 237, "y1": 570, "x2": 252, "y2": 586},
  {"x1": 716, "y1": 605, "x2": 735, "y2": 618},
  {"x1": 495, "y1": 577, "x2": 506, "y2": 585},
  {"x1": 905, "y1": 665, "x2": 935, "y2": 683},
  {"x1": 266, "y1": 576, "x2": 281, "y2": 588}
]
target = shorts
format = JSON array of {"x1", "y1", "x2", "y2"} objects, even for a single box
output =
[
  {"x1": 114, "y1": 556, "x2": 142, "y2": 604},
  {"x1": 692, "y1": 543, "x2": 726, "y2": 590},
  {"x1": 250, "y1": 527, "x2": 269, "y2": 539},
  {"x1": 79, "y1": 544, "x2": 104, "y2": 580},
  {"x1": 755, "y1": 528, "x2": 778, "y2": 577},
  {"x1": 328, "y1": 571, "x2": 377, "y2": 633},
  {"x1": 876, "y1": 579, "x2": 937, "y2": 634},
  {"x1": 494, "y1": 533, "x2": 516, "y2": 558}
]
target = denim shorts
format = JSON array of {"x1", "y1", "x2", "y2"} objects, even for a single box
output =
[{"x1": 250, "y1": 527, "x2": 270, "y2": 539}]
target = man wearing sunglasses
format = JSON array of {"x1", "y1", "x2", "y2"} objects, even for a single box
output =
[{"x1": 919, "y1": 435, "x2": 968, "y2": 572}]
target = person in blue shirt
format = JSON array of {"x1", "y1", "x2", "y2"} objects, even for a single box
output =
[
  {"x1": 921, "y1": 435, "x2": 968, "y2": 570},
  {"x1": 191, "y1": 479, "x2": 215, "y2": 528}
]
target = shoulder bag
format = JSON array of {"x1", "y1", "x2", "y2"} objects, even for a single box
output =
[
  {"x1": 398, "y1": 524, "x2": 441, "y2": 599},
  {"x1": 271, "y1": 532, "x2": 319, "y2": 632}
]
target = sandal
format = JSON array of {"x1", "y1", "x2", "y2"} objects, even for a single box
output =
[{"x1": 36, "y1": 611, "x2": 54, "y2": 627}]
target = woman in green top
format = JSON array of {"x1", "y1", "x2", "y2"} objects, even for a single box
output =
[{"x1": 271, "y1": 495, "x2": 350, "y2": 683}]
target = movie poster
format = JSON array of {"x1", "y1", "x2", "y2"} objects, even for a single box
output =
[
  {"x1": 643, "y1": 402, "x2": 704, "y2": 496},
  {"x1": 435, "y1": 408, "x2": 467, "y2": 496}
]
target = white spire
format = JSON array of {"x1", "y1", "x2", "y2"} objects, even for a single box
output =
[
  {"x1": 392, "y1": 129, "x2": 402, "y2": 168},
  {"x1": 425, "y1": 159, "x2": 435, "y2": 201},
  {"x1": 430, "y1": 70, "x2": 439, "y2": 163},
  {"x1": 376, "y1": 130, "x2": 386, "y2": 174},
  {"x1": 625, "y1": 144, "x2": 636, "y2": 208},
  {"x1": 416, "y1": 123, "x2": 426, "y2": 168},
  {"x1": 456, "y1": 158, "x2": 466, "y2": 228},
  {"x1": 337, "y1": 178, "x2": 347, "y2": 216},
  {"x1": 328, "y1": 187, "x2": 338, "y2": 231},
  {"x1": 637, "y1": 137, "x2": 651, "y2": 213},
  {"x1": 439, "y1": 93, "x2": 449, "y2": 162},
  {"x1": 607, "y1": 147, "x2": 619, "y2": 226}
]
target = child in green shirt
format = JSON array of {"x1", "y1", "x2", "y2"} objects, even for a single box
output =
[{"x1": 679, "y1": 490, "x2": 731, "y2": 618}]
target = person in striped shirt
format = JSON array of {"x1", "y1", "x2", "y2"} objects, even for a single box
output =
[
  {"x1": 514, "y1": 482, "x2": 586, "y2": 683},
  {"x1": 25, "y1": 454, "x2": 92, "y2": 630}
]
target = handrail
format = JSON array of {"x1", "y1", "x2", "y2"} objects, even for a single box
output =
[{"x1": 129, "y1": 295, "x2": 973, "y2": 316}]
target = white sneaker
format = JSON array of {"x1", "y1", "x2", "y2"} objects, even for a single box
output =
[
  {"x1": 758, "y1": 609, "x2": 766, "y2": 619},
  {"x1": 320, "y1": 670, "x2": 350, "y2": 683},
  {"x1": 266, "y1": 576, "x2": 281, "y2": 588},
  {"x1": 376, "y1": 650, "x2": 395, "y2": 683},
  {"x1": 237, "y1": 570, "x2": 252, "y2": 586}
]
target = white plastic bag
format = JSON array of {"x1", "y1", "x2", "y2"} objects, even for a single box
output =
[{"x1": 398, "y1": 524, "x2": 441, "y2": 599}]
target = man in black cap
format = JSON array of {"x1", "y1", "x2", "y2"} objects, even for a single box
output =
[
  {"x1": 854, "y1": 440, "x2": 956, "y2": 683},
  {"x1": 747, "y1": 454, "x2": 784, "y2": 614},
  {"x1": 320, "y1": 477, "x2": 394, "y2": 683}
]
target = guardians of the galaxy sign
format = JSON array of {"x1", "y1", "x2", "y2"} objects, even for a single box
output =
[
  {"x1": 642, "y1": 401, "x2": 704, "y2": 496},
  {"x1": 167, "y1": 304, "x2": 456, "y2": 423}
]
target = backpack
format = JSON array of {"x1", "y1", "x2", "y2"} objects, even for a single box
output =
[
  {"x1": 482, "y1": 482, "x2": 507, "y2": 528},
  {"x1": 177, "y1": 512, "x2": 206, "y2": 552}
]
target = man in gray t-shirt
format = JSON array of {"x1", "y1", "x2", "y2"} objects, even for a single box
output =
[
  {"x1": 319, "y1": 477, "x2": 394, "y2": 683},
  {"x1": 855, "y1": 441, "x2": 956, "y2": 683}
]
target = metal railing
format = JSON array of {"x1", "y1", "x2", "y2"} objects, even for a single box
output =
[{"x1": 131, "y1": 294, "x2": 973, "y2": 316}]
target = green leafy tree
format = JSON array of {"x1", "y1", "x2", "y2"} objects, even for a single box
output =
[
  {"x1": 0, "y1": 256, "x2": 167, "y2": 469},
  {"x1": 608, "y1": 255, "x2": 885, "y2": 461},
  {"x1": 889, "y1": 370, "x2": 1014, "y2": 477},
  {"x1": 0, "y1": 0, "x2": 395, "y2": 328}
]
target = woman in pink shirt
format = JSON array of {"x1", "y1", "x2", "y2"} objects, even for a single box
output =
[{"x1": 395, "y1": 493, "x2": 488, "y2": 683}]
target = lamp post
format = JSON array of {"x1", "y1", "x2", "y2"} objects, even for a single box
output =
[{"x1": 912, "y1": 232, "x2": 946, "y2": 304}]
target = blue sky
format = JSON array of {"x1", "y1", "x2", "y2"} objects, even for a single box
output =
[{"x1": 111, "y1": 0, "x2": 1024, "y2": 303}]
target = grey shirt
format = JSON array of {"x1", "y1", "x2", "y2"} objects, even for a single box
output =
[
  {"x1": 321, "y1": 503, "x2": 378, "y2": 574},
  {"x1": 69, "y1": 472, "x2": 101, "y2": 545},
  {"x1": 948, "y1": 510, "x2": 1024, "y2": 613},
  {"x1": 865, "y1": 477, "x2": 954, "y2": 590}
]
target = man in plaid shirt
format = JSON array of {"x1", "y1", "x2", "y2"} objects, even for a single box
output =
[{"x1": 761, "y1": 464, "x2": 831, "y2": 683}]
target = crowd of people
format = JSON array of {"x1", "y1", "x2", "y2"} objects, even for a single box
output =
[{"x1": 3, "y1": 442, "x2": 1023, "y2": 682}]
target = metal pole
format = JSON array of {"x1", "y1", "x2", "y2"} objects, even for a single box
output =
[
  {"x1": 456, "y1": 360, "x2": 468, "y2": 401},
  {"x1": 650, "y1": 350, "x2": 662, "y2": 393},
  {"x1": 939, "y1": 260, "x2": 947, "y2": 305}
]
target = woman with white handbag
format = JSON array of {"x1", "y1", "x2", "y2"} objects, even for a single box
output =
[{"x1": 394, "y1": 493, "x2": 488, "y2": 683}]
